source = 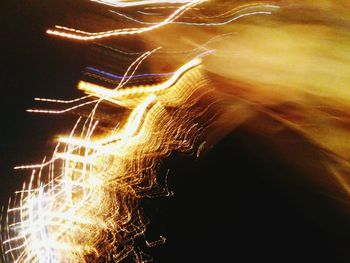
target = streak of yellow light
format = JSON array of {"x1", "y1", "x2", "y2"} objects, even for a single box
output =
[
  {"x1": 46, "y1": 0, "x2": 205, "y2": 41},
  {"x1": 90, "y1": 0, "x2": 193, "y2": 8},
  {"x1": 77, "y1": 57, "x2": 201, "y2": 106}
]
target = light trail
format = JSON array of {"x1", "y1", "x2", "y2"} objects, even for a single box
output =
[
  {"x1": 85, "y1": 66, "x2": 174, "y2": 80},
  {"x1": 78, "y1": 57, "x2": 201, "y2": 101},
  {"x1": 90, "y1": 0, "x2": 193, "y2": 8},
  {"x1": 108, "y1": 4, "x2": 279, "y2": 26},
  {"x1": 46, "y1": 0, "x2": 204, "y2": 41}
]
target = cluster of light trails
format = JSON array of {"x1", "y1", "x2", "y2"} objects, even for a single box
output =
[{"x1": 10, "y1": 1, "x2": 350, "y2": 262}]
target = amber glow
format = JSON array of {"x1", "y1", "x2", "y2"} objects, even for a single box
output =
[
  {"x1": 3, "y1": 0, "x2": 350, "y2": 262},
  {"x1": 2, "y1": 53, "x2": 214, "y2": 262}
]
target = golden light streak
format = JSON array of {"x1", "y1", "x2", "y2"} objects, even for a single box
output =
[
  {"x1": 46, "y1": 0, "x2": 204, "y2": 41},
  {"x1": 109, "y1": 4, "x2": 279, "y2": 26},
  {"x1": 90, "y1": 0, "x2": 193, "y2": 8},
  {"x1": 77, "y1": 57, "x2": 201, "y2": 107}
]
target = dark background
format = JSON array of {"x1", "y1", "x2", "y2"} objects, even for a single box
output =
[{"x1": 2, "y1": 1, "x2": 350, "y2": 262}]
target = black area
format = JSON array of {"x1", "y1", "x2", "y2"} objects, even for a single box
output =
[
  {"x1": 142, "y1": 131, "x2": 350, "y2": 263},
  {"x1": 0, "y1": 1, "x2": 87, "y2": 204}
]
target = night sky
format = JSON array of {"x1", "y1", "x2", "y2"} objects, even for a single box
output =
[{"x1": 2, "y1": 1, "x2": 350, "y2": 262}]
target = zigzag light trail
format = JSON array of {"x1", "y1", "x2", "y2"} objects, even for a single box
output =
[{"x1": 46, "y1": 0, "x2": 204, "y2": 41}]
